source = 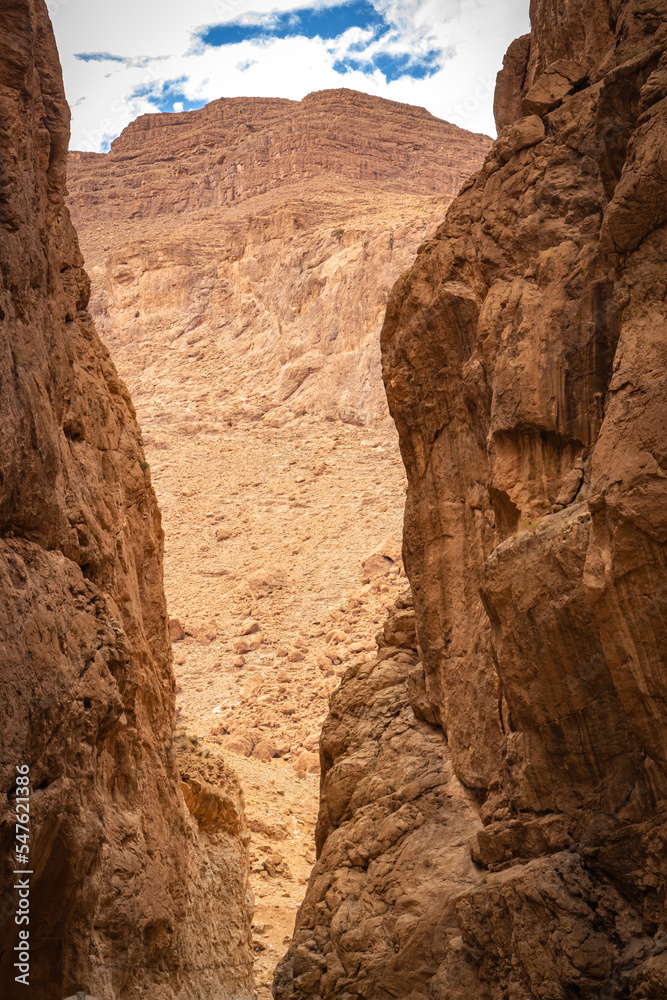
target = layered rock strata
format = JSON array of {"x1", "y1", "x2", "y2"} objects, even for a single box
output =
[
  {"x1": 0, "y1": 2, "x2": 252, "y2": 998},
  {"x1": 66, "y1": 91, "x2": 490, "y2": 429},
  {"x1": 69, "y1": 89, "x2": 485, "y2": 218},
  {"x1": 277, "y1": 1, "x2": 667, "y2": 997}
]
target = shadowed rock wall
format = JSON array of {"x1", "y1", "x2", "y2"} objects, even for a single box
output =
[
  {"x1": 275, "y1": 2, "x2": 667, "y2": 998},
  {"x1": 0, "y1": 2, "x2": 253, "y2": 997}
]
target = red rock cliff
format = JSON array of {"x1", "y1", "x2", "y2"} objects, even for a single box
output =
[
  {"x1": 276, "y1": 2, "x2": 667, "y2": 997},
  {"x1": 0, "y1": 2, "x2": 252, "y2": 998}
]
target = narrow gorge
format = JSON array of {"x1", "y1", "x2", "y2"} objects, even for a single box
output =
[
  {"x1": 1, "y1": 0, "x2": 666, "y2": 999},
  {"x1": 63, "y1": 78, "x2": 489, "y2": 993}
]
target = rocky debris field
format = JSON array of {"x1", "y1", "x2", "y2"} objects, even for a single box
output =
[
  {"x1": 228, "y1": 753, "x2": 319, "y2": 999},
  {"x1": 152, "y1": 417, "x2": 408, "y2": 751},
  {"x1": 145, "y1": 414, "x2": 409, "y2": 992}
]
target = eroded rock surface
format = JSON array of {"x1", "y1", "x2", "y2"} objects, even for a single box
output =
[
  {"x1": 0, "y1": 3, "x2": 252, "y2": 997},
  {"x1": 277, "y1": 2, "x2": 667, "y2": 998},
  {"x1": 275, "y1": 592, "x2": 484, "y2": 1000}
]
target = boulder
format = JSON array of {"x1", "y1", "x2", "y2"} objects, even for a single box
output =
[
  {"x1": 521, "y1": 59, "x2": 587, "y2": 116},
  {"x1": 169, "y1": 617, "x2": 185, "y2": 641}
]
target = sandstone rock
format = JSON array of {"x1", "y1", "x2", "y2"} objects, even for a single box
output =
[
  {"x1": 382, "y1": 607, "x2": 417, "y2": 649},
  {"x1": 521, "y1": 58, "x2": 587, "y2": 116},
  {"x1": 248, "y1": 567, "x2": 290, "y2": 598},
  {"x1": 287, "y1": 648, "x2": 305, "y2": 662},
  {"x1": 168, "y1": 617, "x2": 185, "y2": 641},
  {"x1": 291, "y1": 752, "x2": 320, "y2": 775},
  {"x1": 494, "y1": 33, "x2": 532, "y2": 129},
  {"x1": 251, "y1": 739, "x2": 278, "y2": 763},
  {"x1": 234, "y1": 637, "x2": 261, "y2": 654},
  {"x1": 378, "y1": 3, "x2": 667, "y2": 995},
  {"x1": 0, "y1": 5, "x2": 253, "y2": 996},
  {"x1": 185, "y1": 621, "x2": 217, "y2": 643},
  {"x1": 241, "y1": 675, "x2": 263, "y2": 701},
  {"x1": 216, "y1": 526, "x2": 233, "y2": 541},
  {"x1": 406, "y1": 663, "x2": 440, "y2": 726},
  {"x1": 325, "y1": 628, "x2": 347, "y2": 644},
  {"x1": 239, "y1": 618, "x2": 261, "y2": 635},
  {"x1": 361, "y1": 553, "x2": 394, "y2": 578},
  {"x1": 274, "y1": 596, "x2": 481, "y2": 1000},
  {"x1": 178, "y1": 738, "x2": 244, "y2": 833},
  {"x1": 279, "y1": 3, "x2": 667, "y2": 997},
  {"x1": 495, "y1": 113, "x2": 546, "y2": 162},
  {"x1": 233, "y1": 654, "x2": 246, "y2": 668},
  {"x1": 361, "y1": 536, "x2": 403, "y2": 580},
  {"x1": 226, "y1": 733, "x2": 255, "y2": 757}
]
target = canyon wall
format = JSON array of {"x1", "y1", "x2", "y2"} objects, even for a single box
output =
[
  {"x1": 66, "y1": 92, "x2": 490, "y2": 431},
  {"x1": 277, "y1": 2, "x2": 667, "y2": 998},
  {"x1": 0, "y1": 2, "x2": 252, "y2": 998}
]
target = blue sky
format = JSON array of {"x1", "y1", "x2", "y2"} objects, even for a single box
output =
[
  {"x1": 198, "y1": 1, "x2": 389, "y2": 46},
  {"x1": 49, "y1": 0, "x2": 530, "y2": 152}
]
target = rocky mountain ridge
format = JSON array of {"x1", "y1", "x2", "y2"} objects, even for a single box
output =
[
  {"x1": 66, "y1": 90, "x2": 490, "y2": 429},
  {"x1": 69, "y1": 89, "x2": 486, "y2": 218}
]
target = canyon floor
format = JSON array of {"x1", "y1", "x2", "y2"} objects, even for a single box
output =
[{"x1": 149, "y1": 414, "x2": 408, "y2": 994}]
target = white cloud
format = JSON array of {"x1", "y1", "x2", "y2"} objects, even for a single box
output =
[{"x1": 50, "y1": 0, "x2": 530, "y2": 151}]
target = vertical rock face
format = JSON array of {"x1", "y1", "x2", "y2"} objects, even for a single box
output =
[
  {"x1": 0, "y1": 3, "x2": 252, "y2": 998},
  {"x1": 277, "y1": 2, "x2": 667, "y2": 998},
  {"x1": 274, "y1": 593, "x2": 486, "y2": 1000}
]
